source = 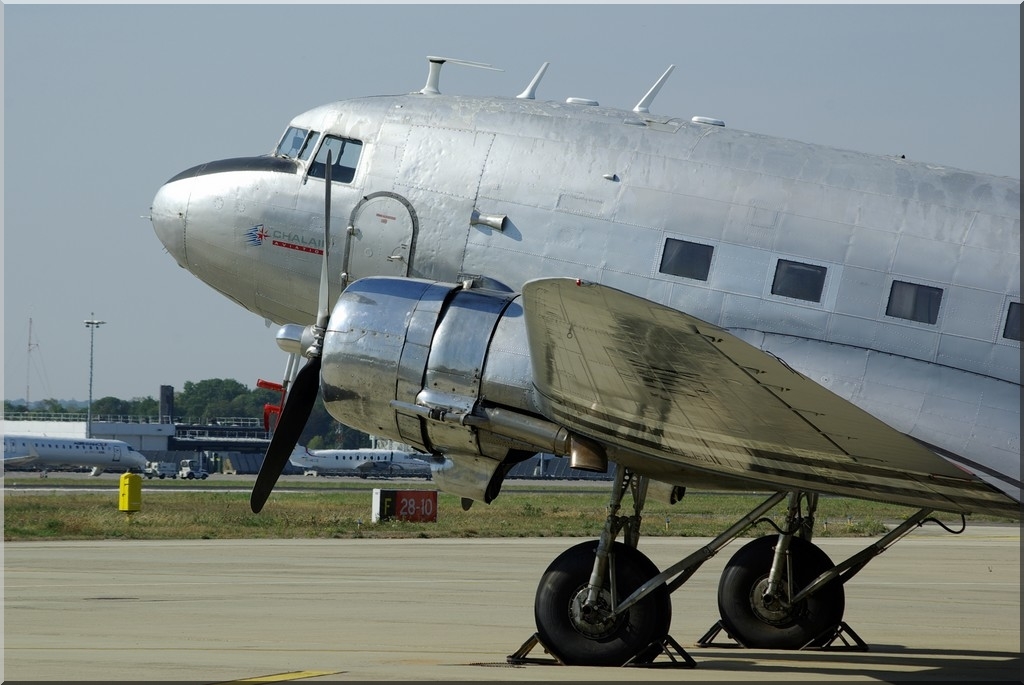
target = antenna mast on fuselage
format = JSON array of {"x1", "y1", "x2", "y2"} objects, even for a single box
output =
[
  {"x1": 419, "y1": 55, "x2": 502, "y2": 95},
  {"x1": 633, "y1": 65, "x2": 675, "y2": 114}
]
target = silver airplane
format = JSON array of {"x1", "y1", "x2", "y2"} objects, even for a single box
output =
[
  {"x1": 150, "y1": 58, "x2": 1020, "y2": 665},
  {"x1": 3, "y1": 432, "x2": 148, "y2": 477},
  {"x1": 289, "y1": 445, "x2": 431, "y2": 479}
]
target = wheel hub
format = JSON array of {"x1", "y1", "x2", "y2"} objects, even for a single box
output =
[
  {"x1": 750, "y1": 577, "x2": 799, "y2": 626},
  {"x1": 568, "y1": 585, "x2": 622, "y2": 639}
]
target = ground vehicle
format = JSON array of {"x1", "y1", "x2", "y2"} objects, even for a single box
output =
[
  {"x1": 178, "y1": 459, "x2": 209, "y2": 480},
  {"x1": 144, "y1": 461, "x2": 177, "y2": 479}
]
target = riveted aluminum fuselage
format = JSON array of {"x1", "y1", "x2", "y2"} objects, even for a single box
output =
[{"x1": 151, "y1": 90, "x2": 1020, "y2": 503}]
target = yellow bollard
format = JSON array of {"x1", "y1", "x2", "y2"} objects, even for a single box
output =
[{"x1": 119, "y1": 472, "x2": 142, "y2": 519}]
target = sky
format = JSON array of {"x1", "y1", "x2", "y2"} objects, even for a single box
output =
[{"x1": 2, "y1": 2, "x2": 1020, "y2": 404}]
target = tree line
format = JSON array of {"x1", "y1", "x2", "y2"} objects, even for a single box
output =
[{"x1": 3, "y1": 378, "x2": 369, "y2": 450}]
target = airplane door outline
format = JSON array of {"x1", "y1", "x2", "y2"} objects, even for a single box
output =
[{"x1": 345, "y1": 192, "x2": 419, "y2": 282}]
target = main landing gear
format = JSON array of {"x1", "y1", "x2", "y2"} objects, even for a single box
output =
[{"x1": 510, "y1": 466, "x2": 940, "y2": 667}]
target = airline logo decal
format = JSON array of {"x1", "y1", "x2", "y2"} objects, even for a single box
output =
[{"x1": 246, "y1": 224, "x2": 324, "y2": 255}]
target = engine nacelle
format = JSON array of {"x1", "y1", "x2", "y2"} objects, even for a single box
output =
[{"x1": 321, "y1": 276, "x2": 556, "y2": 501}]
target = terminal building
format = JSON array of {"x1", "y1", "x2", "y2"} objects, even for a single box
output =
[
  {"x1": 4, "y1": 385, "x2": 275, "y2": 475},
  {"x1": 4, "y1": 385, "x2": 613, "y2": 480}
]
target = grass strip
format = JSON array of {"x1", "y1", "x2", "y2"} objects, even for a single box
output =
[{"x1": 6, "y1": 484, "x2": 1007, "y2": 541}]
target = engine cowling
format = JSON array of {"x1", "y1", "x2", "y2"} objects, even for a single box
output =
[{"x1": 320, "y1": 276, "x2": 550, "y2": 501}]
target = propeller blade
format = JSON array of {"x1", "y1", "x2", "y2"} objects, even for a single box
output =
[
  {"x1": 250, "y1": 356, "x2": 321, "y2": 513},
  {"x1": 251, "y1": 149, "x2": 335, "y2": 513}
]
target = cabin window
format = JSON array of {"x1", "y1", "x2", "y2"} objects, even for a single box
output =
[
  {"x1": 309, "y1": 136, "x2": 362, "y2": 183},
  {"x1": 660, "y1": 238, "x2": 713, "y2": 281},
  {"x1": 275, "y1": 126, "x2": 318, "y2": 160},
  {"x1": 1004, "y1": 302, "x2": 1021, "y2": 341},
  {"x1": 886, "y1": 280, "x2": 943, "y2": 324},
  {"x1": 771, "y1": 260, "x2": 827, "y2": 302}
]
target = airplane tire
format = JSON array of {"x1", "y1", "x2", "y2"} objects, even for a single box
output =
[
  {"x1": 534, "y1": 540, "x2": 671, "y2": 666},
  {"x1": 718, "y1": 535, "x2": 845, "y2": 649}
]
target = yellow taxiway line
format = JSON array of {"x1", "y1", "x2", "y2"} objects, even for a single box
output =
[{"x1": 216, "y1": 672, "x2": 342, "y2": 683}]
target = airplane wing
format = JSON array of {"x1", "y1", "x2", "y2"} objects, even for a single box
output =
[
  {"x1": 4, "y1": 455, "x2": 38, "y2": 468},
  {"x1": 522, "y1": 278, "x2": 1018, "y2": 517}
]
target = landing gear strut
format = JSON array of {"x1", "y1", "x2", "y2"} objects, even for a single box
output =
[
  {"x1": 717, "y1": 534, "x2": 845, "y2": 649},
  {"x1": 516, "y1": 466, "x2": 941, "y2": 666},
  {"x1": 533, "y1": 539, "x2": 672, "y2": 666},
  {"x1": 716, "y1": 492, "x2": 846, "y2": 649},
  {"x1": 530, "y1": 466, "x2": 676, "y2": 666},
  {"x1": 705, "y1": 497, "x2": 936, "y2": 650}
]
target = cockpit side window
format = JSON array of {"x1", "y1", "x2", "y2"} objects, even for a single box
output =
[
  {"x1": 309, "y1": 135, "x2": 362, "y2": 183},
  {"x1": 275, "y1": 126, "x2": 319, "y2": 161},
  {"x1": 276, "y1": 126, "x2": 308, "y2": 157}
]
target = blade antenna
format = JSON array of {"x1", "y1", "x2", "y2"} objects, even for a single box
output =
[
  {"x1": 633, "y1": 64, "x2": 675, "y2": 114},
  {"x1": 516, "y1": 62, "x2": 550, "y2": 100}
]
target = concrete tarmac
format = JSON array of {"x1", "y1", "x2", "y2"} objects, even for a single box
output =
[{"x1": 3, "y1": 526, "x2": 1019, "y2": 682}]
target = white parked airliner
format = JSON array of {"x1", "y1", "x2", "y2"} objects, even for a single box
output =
[
  {"x1": 3, "y1": 433, "x2": 148, "y2": 477},
  {"x1": 289, "y1": 445, "x2": 431, "y2": 478}
]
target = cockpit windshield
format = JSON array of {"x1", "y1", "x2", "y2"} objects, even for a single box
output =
[
  {"x1": 275, "y1": 126, "x2": 319, "y2": 161},
  {"x1": 309, "y1": 136, "x2": 363, "y2": 183}
]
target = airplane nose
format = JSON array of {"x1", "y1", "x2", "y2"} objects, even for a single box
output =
[{"x1": 150, "y1": 178, "x2": 190, "y2": 268}]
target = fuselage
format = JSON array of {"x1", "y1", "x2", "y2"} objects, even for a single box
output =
[
  {"x1": 3, "y1": 433, "x2": 148, "y2": 474},
  {"x1": 151, "y1": 89, "x2": 1020, "y2": 503},
  {"x1": 289, "y1": 446, "x2": 431, "y2": 476}
]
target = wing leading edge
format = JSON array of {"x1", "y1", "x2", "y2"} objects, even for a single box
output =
[{"x1": 522, "y1": 278, "x2": 1018, "y2": 517}]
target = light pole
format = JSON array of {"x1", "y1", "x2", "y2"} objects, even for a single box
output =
[{"x1": 84, "y1": 313, "x2": 106, "y2": 438}]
